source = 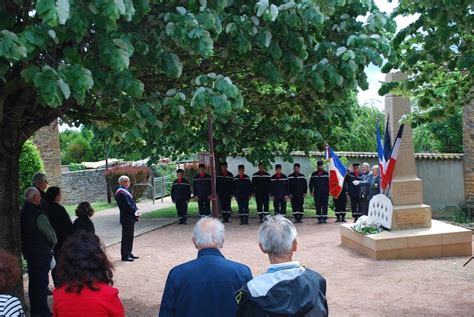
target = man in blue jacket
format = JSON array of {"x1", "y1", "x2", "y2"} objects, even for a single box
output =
[
  {"x1": 159, "y1": 217, "x2": 253, "y2": 317},
  {"x1": 236, "y1": 215, "x2": 328, "y2": 317},
  {"x1": 116, "y1": 175, "x2": 140, "y2": 262}
]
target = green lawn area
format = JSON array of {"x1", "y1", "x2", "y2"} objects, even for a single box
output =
[
  {"x1": 64, "y1": 201, "x2": 117, "y2": 216},
  {"x1": 143, "y1": 197, "x2": 351, "y2": 219}
]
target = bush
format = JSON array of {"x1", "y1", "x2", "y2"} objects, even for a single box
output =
[
  {"x1": 19, "y1": 140, "x2": 44, "y2": 202},
  {"x1": 104, "y1": 165, "x2": 151, "y2": 201},
  {"x1": 68, "y1": 163, "x2": 86, "y2": 171}
]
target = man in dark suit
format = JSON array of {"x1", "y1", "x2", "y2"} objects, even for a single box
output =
[
  {"x1": 115, "y1": 175, "x2": 140, "y2": 262},
  {"x1": 159, "y1": 217, "x2": 253, "y2": 317}
]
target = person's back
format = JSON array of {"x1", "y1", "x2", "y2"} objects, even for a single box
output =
[
  {"x1": 236, "y1": 264, "x2": 327, "y2": 317},
  {"x1": 0, "y1": 249, "x2": 25, "y2": 317},
  {"x1": 236, "y1": 215, "x2": 328, "y2": 317},
  {"x1": 53, "y1": 282, "x2": 123, "y2": 317},
  {"x1": 159, "y1": 217, "x2": 252, "y2": 317}
]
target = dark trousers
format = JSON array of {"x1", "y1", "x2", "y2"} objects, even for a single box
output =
[
  {"x1": 350, "y1": 196, "x2": 362, "y2": 218},
  {"x1": 237, "y1": 199, "x2": 249, "y2": 216},
  {"x1": 255, "y1": 193, "x2": 270, "y2": 216},
  {"x1": 51, "y1": 247, "x2": 62, "y2": 287},
  {"x1": 334, "y1": 194, "x2": 347, "y2": 214},
  {"x1": 198, "y1": 198, "x2": 211, "y2": 216},
  {"x1": 291, "y1": 196, "x2": 304, "y2": 218},
  {"x1": 176, "y1": 200, "x2": 188, "y2": 223},
  {"x1": 27, "y1": 255, "x2": 51, "y2": 317},
  {"x1": 273, "y1": 198, "x2": 287, "y2": 215},
  {"x1": 121, "y1": 222, "x2": 135, "y2": 258},
  {"x1": 315, "y1": 195, "x2": 329, "y2": 218},
  {"x1": 219, "y1": 196, "x2": 232, "y2": 222}
]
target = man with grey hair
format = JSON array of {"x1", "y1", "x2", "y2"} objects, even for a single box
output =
[
  {"x1": 21, "y1": 187, "x2": 57, "y2": 317},
  {"x1": 32, "y1": 171, "x2": 48, "y2": 209},
  {"x1": 160, "y1": 217, "x2": 252, "y2": 317},
  {"x1": 115, "y1": 175, "x2": 140, "y2": 261},
  {"x1": 236, "y1": 215, "x2": 328, "y2": 317}
]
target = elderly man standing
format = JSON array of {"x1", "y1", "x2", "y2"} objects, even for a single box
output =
[
  {"x1": 115, "y1": 175, "x2": 140, "y2": 262},
  {"x1": 21, "y1": 187, "x2": 57, "y2": 317},
  {"x1": 159, "y1": 217, "x2": 252, "y2": 317},
  {"x1": 236, "y1": 215, "x2": 328, "y2": 317},
  {"x1": 32, "y1": 172, "x2": 48, "y2": 209}
]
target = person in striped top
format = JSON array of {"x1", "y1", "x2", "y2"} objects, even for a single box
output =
[{"x1": 0, "y1": 249, "x2": 25, "y2": 317}]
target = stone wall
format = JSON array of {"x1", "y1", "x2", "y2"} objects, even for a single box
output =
[
  {"x1": 62, "y1": 168, "x2": 107, "y2": 205},
  {"x1": 32, "y1": 120, "x2": 62, "y2": 187},
  {"x1": 463, "y1": 100, "x2": 474, "y2": 208},
  {"x1": 226, "y1": 155, "x2": 464, "y2": 212}
]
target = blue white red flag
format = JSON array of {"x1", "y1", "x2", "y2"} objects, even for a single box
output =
[
  {"x1": 376, "y1": 123, "x2": 387, "y2": 194},
  {"x1": 325, "y1": 145, "x2": 348, "y2": 198},
  {"x1": 382, "y1": 124, "x2": 404, "y2": 191}
]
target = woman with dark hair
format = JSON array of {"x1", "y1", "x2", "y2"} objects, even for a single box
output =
[
  {"x1": 53, "y1": 231, "x2": 124, "y2": 316},
  {"x1": 45, "y1": 186, "x2": 73, "y2": 286},
  {"x1": 0, "y1": 249, "x2": 25, "y2": 316},
  {"x1": 72, "y1": 202, "x2": 96, "y2": 233}
]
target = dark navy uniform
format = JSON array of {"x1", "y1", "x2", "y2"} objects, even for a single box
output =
[
  {"x1": 288, "y1": 172, "x2": 307, "y2": 223},
  {"x1": 360, "y1": 172, "x2": 371, "y2": 216},
  {"x1": 347, "y1": 171, "x2": 362, "y2": 221},
  {"x1": 193, "y1": 173, "x2": 211, "y2": 217},
  {"x1": 270, "y1": 173, "x2": 289, "y2": 215},
  {"x1": 171, "y1": 178, "x2": 191, "y2": 224},
  {"x1": 360, "y1": 173, "x2": 381, "y2": 205},
  {"x1": 252, "y1": 170, "x2": 271, "y2": 222},
  {"x1": 309, "y1": 170, "x2": 329, "y2": 223},
  {"x1": 217, "y1": 170, "x2": 234, "y2": 222},
  {"x1": 333, "y1": 175, "x2": 348, "y2": 222},
  {"x1": 233, "y1": 174, "x2": 253, "y2": 224}
]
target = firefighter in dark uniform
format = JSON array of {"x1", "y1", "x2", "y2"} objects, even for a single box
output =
[
  {"x1": 334, "y1": 174, "x2": 348, "y2": 222},
  {"x1": 217, "y1": 162, "x2": 234, "y2": 223},
  {"x1": 288, "y1": 163, "x2": 307, "y2": 223},
  {"x1": 233, "y1": 165, "x2": 253, "y2": 225},
  {"x1": 309, "y1": 160, "x2": 329, "y2": 224},
  {"x1": 252, "y1": 161, "x2": 271, "y2": 223},
  {"x1": 347, "y1": 163, "x2": 362, "y2": 222},
  {"x1": 270, "y1": 164, "x2": 289, "y2": 215},
  {"x1": 171, "y1": 169, "x2": 191, "y2": 224},
  {"x1": 193, "y1": 163, "x2": 211, "y2": 217}
]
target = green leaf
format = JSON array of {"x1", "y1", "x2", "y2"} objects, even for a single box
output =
[
  {"x1": 57, "y1": 79, "x2": 71, "y2": 99},
  {"x1": 256, "y1": 30, "x2": 272, "y2": 48},
  {"x1": 56, "y1": 0, "x2": 70, "y2": 25},
  {"x1": 161, "y1": 52, "x2": 183, "y2": 78},
  {"x1": 115, "y1": 0, "x2": 126, "y2": 15},
  {"x1": 269, "y1": 42, "x2": 282, "y2": 60},
  {"x1": 256, "y1": 0, "x2": 269, "y2": 17},
  {"x1": 336, "y1": 46, "x2": 347, "y2": 56},
  {"x1": 176, "y1": 6, "x2": 187, "y2": 15},
  {"x1": 0, "y1": 30, "x2": 27, "y2": 61},
  {"x1": 36, "y1": 0, "x2": 58, "y2": 27}
]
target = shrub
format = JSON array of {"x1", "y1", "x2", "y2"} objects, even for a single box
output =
[
  {"x1": 68, "y1": 163, "x2": 86, "y2": 171},
  {"x1": 19, "y1": 140, "x2": 44, "y2": 202},
  {"x1": 104, "y1": 165, "x2": 151, "y2": 200}
]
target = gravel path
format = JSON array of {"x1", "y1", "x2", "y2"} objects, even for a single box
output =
[{"x1": 106, "y1": 219, "x2": 473, "y2": 317}]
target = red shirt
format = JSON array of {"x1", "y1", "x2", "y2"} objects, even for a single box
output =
[{"x1": 53, "y1": 282, "x2": 125, "y2": 317}]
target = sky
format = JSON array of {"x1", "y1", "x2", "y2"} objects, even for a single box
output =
[{"x1": 358, "y1": 0, "x2": 418, "y2": 109}]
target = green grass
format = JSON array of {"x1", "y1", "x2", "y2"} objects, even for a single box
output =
[
  {"x1": 64, "y1": 201, "x2": 117, "y2": 216},
  {"x1": 143, "y1": 197, "x2": 348, "y2": 219}
]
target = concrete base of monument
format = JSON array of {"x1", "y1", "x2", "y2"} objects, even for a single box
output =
[{"x1": 340, "y1": 220, "x2": 472, "y2": 260}]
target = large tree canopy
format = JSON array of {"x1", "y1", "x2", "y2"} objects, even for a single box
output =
[
  {"x1": 0, "y1": 0, "x2": 395, "y2": 297},
  {"x1": 380, "y1": 0, "x2": 473, "y2": 122}
]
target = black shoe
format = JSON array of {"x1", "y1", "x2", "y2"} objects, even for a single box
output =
[
  {"x1": 122, "y1": 257, "x2": 134, "y2": 262},
  {"x1": 130, "y1": 254, "x2": 139, "y2": 259}
]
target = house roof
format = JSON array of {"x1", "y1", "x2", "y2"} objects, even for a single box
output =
[{"x1": 290, "y1": 151, "x2": 463, "y2": 160}]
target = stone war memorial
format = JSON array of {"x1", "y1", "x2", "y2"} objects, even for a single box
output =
[{"x1": 341, "y1": 72, "x2": 472, "y2": 260}]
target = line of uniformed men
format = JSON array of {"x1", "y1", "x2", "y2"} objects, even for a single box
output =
[{"x1": 171, "y1": 161, "x2": 334, "y2": 225}]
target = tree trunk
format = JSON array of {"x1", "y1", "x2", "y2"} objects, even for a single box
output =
[{"x1": 0, "y1": 146, "x2": 24, "y2": 301}]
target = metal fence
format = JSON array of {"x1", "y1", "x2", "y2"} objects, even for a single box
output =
[{"x1": 152, "y1": 176, "x2": 172, "y2": 203}]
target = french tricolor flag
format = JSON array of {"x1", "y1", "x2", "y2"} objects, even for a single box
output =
[
  {"x1": 382, "y1": 124, "x2": 404, "y2": 191},
  {"x1": 325, "y1": 145, "x2": 348, "y2": 198}
]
